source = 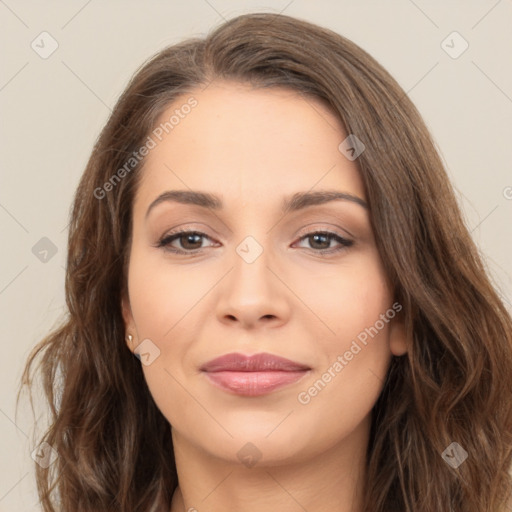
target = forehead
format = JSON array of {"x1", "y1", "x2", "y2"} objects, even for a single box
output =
[{"x1": 133, "y1": 81, "x2": 365, "y2": 215}]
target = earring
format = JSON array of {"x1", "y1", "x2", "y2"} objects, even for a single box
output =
[{"x1": 126, "y1": 334, "x2": 140, "y2": 360}]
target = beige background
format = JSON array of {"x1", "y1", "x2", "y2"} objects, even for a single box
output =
[{"x1": 1, "y1": 1, "x2": 511, "y2": 509}]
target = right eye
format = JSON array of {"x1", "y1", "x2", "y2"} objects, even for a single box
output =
[{"x1": 157, "y1": 230, "x2": 215, "y2": 254}]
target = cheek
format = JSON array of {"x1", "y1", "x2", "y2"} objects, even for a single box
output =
[
  {"x1": 295, "y1": 251, "x2": 392, "y2": 343},
  {"x1": 127, "y1": 263, "x2": 194, "y2": 428},
  {"x1": 295, "y1": 286, "x2": 394, "y2": 449},
  {"x1": 126, "y1": 249, "x2": 210, "y2": 426},
  {"x1": 295, "y1": 252, "x2": 393, "y2": 405},
  {"x1": 127, "y1": 244, "x2": 208, "y2": 339}
]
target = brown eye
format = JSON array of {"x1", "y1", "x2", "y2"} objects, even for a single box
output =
[
  {"x1": 158, "y1": 230, "x2": 213, "y2": 253},
  {"x1": 156, "y1": 229, "x2": 353, "y2": 256},
  {"x1": 295, "y1": 231, "x2": 353, "y2": 254}
]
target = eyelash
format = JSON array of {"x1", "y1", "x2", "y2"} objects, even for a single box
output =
[{"x1": 156, "y1": 228, "x2": 354, "y2": 256}]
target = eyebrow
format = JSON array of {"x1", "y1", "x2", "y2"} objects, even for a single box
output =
[{"x1": 145, "y1": 189, "x2": 368, "y2": 220}]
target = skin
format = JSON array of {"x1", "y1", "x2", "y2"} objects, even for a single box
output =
[{"x1": 122, "y1": 80, "x2": 408, "y2": 512}]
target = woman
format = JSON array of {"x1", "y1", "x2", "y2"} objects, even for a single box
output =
[{"x1": 18, "y1": 12, "x2": 512, "y2": 512}]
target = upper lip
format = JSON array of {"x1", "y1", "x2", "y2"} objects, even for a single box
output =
[{"x1": 200, "y1": 352, "x2": 311, "y2": 372}]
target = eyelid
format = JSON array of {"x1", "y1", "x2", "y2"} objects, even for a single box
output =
[
  {"x1": 294, "y1": 222, "x2": 354, "y2": 240},
  {"x1": 157, "y1": 222, "x2": 353, "y2": 243}
]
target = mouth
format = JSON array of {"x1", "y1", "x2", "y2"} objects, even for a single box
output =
[{"x1": 200, "y1": 352, "x2": 311, "y2": 397}]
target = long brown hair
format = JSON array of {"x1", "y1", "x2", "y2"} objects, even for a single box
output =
[{"x1": 17, "y1": 12, "x2": 512, "y2": 511}]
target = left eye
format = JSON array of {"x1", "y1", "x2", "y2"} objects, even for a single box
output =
[
  {"x1": 157, "y1": 230, "x2": 353, "y2": 254},
  {"x1": 295, "y1": 231, "x2": 353, "y2": 252}
]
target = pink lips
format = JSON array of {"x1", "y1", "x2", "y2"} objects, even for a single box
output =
[{"x1": 200, "y1": 352, "x2": 311, "y2": 397}]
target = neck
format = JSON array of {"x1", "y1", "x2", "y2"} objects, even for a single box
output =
[{"x1": 169, "y1": 414, "x2": 370, "y2": 512}]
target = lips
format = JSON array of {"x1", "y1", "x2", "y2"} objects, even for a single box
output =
[
  {"x1": 200, "y1": 352, "x2": 311, "y2": 372},
  {"x1": 200, "y1": 352, "x2": 311, "y2": 396}
]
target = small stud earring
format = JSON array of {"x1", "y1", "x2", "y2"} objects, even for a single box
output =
[{"x1": 126, "y1": 334, "x2": 133, "y2": 344}]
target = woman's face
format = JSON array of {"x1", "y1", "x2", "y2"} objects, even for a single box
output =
[{"x1": 122, "y1": 80, "x2": 407, "y2": 466}]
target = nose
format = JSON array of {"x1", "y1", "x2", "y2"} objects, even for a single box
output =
[{"x1": 214, "y1": 236, "x2": 290, "y2": 329}]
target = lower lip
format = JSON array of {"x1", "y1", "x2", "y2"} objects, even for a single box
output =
[{"x1": 203, "y1": 370, "x2": 310, "y2": 396}]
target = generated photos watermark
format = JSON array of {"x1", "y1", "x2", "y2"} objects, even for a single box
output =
[
  {"x1": 93, "y1": 96, "x2": 198, "y2": 200},
  {"x1": 297, "y1": 301, "x2": 402, "y2": 405}
]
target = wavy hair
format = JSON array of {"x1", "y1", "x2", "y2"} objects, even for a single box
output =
[{"x1": 17, "y1": 12, "x2": 512, "y2": 512}]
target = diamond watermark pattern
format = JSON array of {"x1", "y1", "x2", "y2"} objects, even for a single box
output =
[
  {"x1": 441, "y1": 441, "x2": 468, "y2": 468},
  {"x1": 441, "y1": 31, "x2": 469, "y2": 59},
  {"x1": 31, "y1": 442, "x2": 58, "y2": 468},
  {"x1": 236, "y1": 236, "x2": 263, "y2": 264},
  {"x1": 134, "y1": 338, "x2": 161, "y2": 366},
  {"x1": 237, "y1": 442, "x2": 262, "y2": 468},
  {"x1": 31, "y1": 31, "x2": 59, "y2": 59},
  {"x1": 32, "y1": 237, "x2": 58, "y2": 263},
  {"x1": 338, "y1": 134, "x2": 366, "y2": 161}
]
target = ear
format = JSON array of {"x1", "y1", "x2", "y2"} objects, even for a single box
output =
[
  {"x1": 121, "y1": 293, "x2": 137, "y2": 353},
  {"x1": 388, "y1": 309, "x2": 409, "y2": 357}
]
